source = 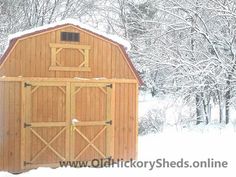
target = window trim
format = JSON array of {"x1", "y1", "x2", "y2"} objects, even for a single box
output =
[{"x1": 49, "y1": 43, "x2": 91, "y2": 72}]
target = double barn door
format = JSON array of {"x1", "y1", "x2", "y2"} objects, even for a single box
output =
[{"x1": 21, "y1": 81, "x2": 114, "y2": 169}]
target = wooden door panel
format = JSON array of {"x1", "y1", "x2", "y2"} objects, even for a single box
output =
[
  {"x1": 71, "y1": 83, "x2": 114, "y2": 161},
  {"x1": 29, "y1": 127, "x2": 66, "y2": 164},
  {"x1": 74, "y1": 87, "x2": 107, "y2": 121},
  {"x1": 31, "y1": 86, "x2": 66, "y2": 122},
  {"x1": 23, "y1": 82, "x2": 69, "y2": 169}
]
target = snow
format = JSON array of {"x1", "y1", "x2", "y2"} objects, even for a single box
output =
[
  {"x1": 1, "y1": 94, "x2": 235, "y2": 177},
  {"x1": 1, "y1": 132, "x2": 235, "y2": 177},
  {"x1": 7, "y1": 19, "x2": 131, "y2": 51}
]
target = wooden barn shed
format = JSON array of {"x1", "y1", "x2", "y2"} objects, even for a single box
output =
[{"x1": 0, "y1": 19, "x2": 142, "y2": 173}]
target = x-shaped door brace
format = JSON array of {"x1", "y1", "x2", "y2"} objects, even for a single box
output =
[
  {"x1": 74, "y1": 126, "x2": 107, "y2": 160},
  {"x1": 30, "y1": 127, "x2": 66, "y2": 163}
]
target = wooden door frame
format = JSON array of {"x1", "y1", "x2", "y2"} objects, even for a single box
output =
[
  {"x1": 21, "y1": 81, "x2": 71, "y2": 169},
  {"x1": 21, "y1": 80, "x2": 116, "y2": 170},
  {"x1": 70, "y1": 82, "x2": 115, "y2": 160}
]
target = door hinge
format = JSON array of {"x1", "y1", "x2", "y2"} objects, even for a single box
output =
[
  {"x1": 106, "y1": 120, "x2": 112, "y2": 125},
  {"x1": 24, "y1": 123, "x2": 32, "y2": 128},
  {"x1": 106, "y1": 84, "x2": 112, "y2": 88},
  {"x1": 24, "y1": 82, "x2": 32, "y2": 87},
  {"x1": 24, "y1": 161, "x2": 32, "y2": 166}
]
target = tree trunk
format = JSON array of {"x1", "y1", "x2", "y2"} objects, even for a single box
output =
[
  {"x1": 219, "y1": 104, "x2": 223, "y2": 123},
  {"x1": 217, "y1": 89, "x2": 223, "y2": 123},
  {"x1": 196, "y1": 93, "x2": 202, "y2": 125},
  {"x1": 225, "y1": 39, "x2": 236, "y2": 124},
  {"x1": 201, "y1": 92, "x2": 209, "y2": 124},
  {"x1": 225, "y1": 82, "x2": 230, "y2": 124},
  {"x1": 207, "y1": 103, "x2": 211, "y2": 123}
]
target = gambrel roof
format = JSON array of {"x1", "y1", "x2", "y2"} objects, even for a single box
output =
[{"x1": 0, "y1": 19, "x2": 143, "y2": 85}]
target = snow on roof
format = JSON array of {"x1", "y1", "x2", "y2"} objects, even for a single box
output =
[{"x1": 8, "y1": 19, "x2": 131, "y2": 51}]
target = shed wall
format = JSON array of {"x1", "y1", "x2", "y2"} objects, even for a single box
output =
[
  {"x1": 0, "y1": 24, "x2": 139, "y2": 173},
  {"x1": 114, "y1": 83, "x2": 138, "y2": 160},
  {"x1": 0, "y1": 81, "x2": 21, "y2": 173}
]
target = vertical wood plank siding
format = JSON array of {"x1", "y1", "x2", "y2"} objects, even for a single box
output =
[
  {"x1": 114, "y1": 83, "x2": 137, "y2": 160},
  {"x1": 0, "y1": 82, "x2": 21, "y2": 172}
]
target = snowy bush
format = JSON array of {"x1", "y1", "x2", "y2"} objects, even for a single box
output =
[
  {"x1": 174, "y1": 117, "x2": 196, "y2": 131},
  {"x1": 232, "y1": 120, "x2": 236, "y2": 132},
  {"x1": 139, "y1": 109, "x2": 165, "y2": 135}
]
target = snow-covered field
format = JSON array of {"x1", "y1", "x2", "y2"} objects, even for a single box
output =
[{"x1": 1, "y1": 94, "x2": 236, "y2": 177}]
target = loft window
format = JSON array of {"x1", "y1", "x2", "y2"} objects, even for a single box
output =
[
  {"x1": 49, "y1": 43, "x2": 91, "y2": 72},
  {"x1": 61, "y1": 32, "x2": 80, "y2": 42}
]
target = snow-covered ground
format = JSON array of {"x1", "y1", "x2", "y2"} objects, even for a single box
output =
[
  {"x1": 1, "y1": 132, "x2": 235, "y2": 177},
  {"x1": 1, "y1": 94, "x2": 236, "y2": 177}
]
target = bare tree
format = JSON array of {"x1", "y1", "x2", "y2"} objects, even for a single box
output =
[
  {"x1": 101, "y1": 0, "x2": 236, "y2": 124},
  {"x1": 0, "y1": 0, "x2": 97, "y2": 54}
]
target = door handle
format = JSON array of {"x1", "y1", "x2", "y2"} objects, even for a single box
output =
[
  {"x1": 71, "y1": 118, "x2": 79, "y2": 126},
  {"x1": 71, "y1": 118, "x2": 79, "y2": 131}
]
